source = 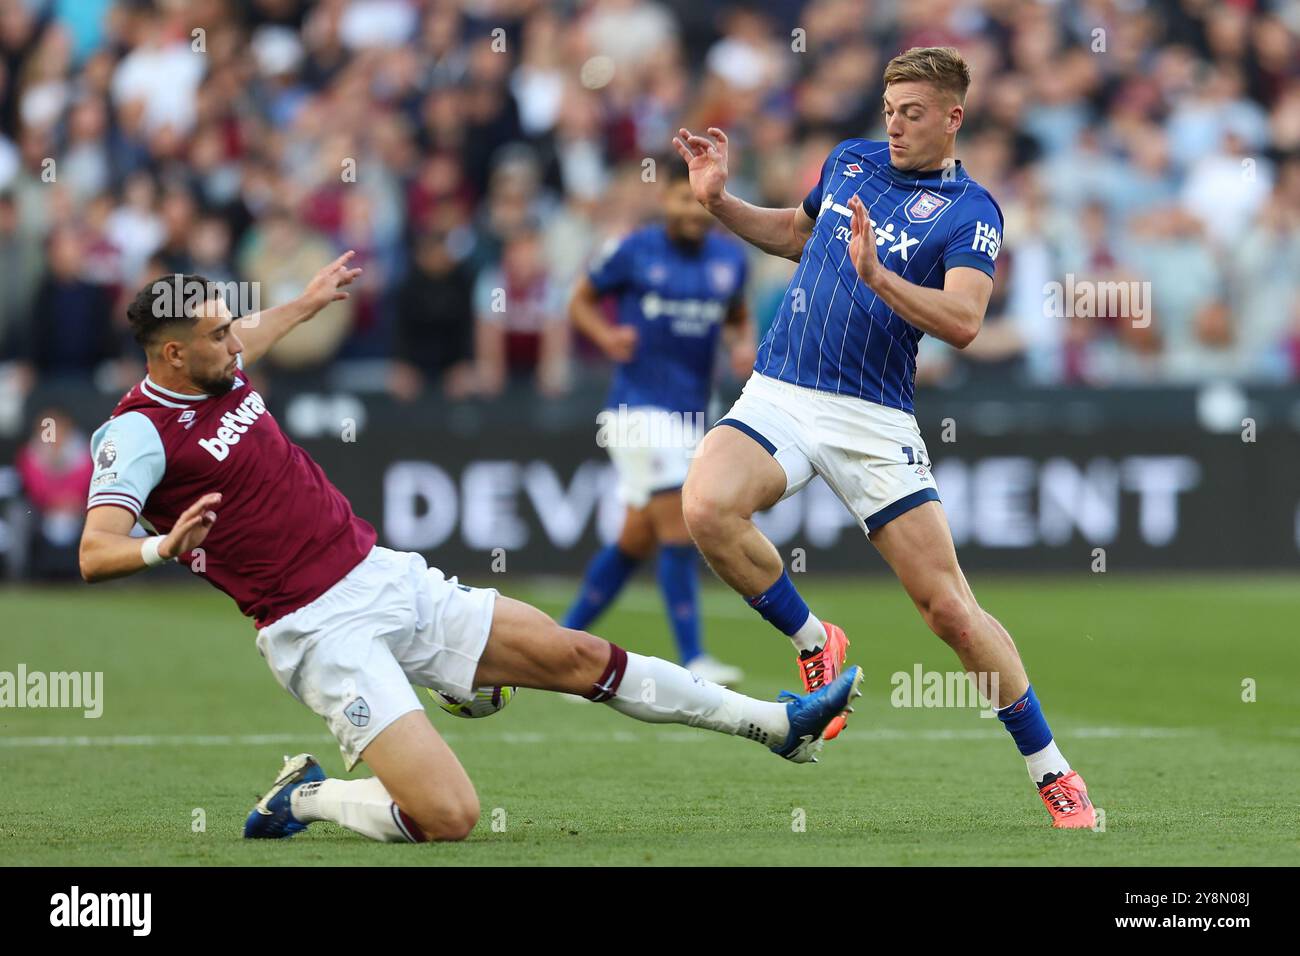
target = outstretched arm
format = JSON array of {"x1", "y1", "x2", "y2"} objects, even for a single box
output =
[
  {"x1": 846, "y1": 194, "x2": 993, "y2": 349},
  {"x1": 673, "y1": 127, "x2": 814, "y2": 262},
  {"x1": 237, "y1": 251, "x2": 363, "y2": 366},
  {"x1": 80, "y1": 493, "x2": 222, "y2": 583}
]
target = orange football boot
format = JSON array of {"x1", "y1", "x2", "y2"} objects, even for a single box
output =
[
  {"x1": 797, "y1": 621, "x2": 852, "y2": 739},
  {"x1": 1037, "y1": 770, "x2": 1096, "y2": 829}
]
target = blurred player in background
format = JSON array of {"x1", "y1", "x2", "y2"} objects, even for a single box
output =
[
  {"x1": 77, "y1": 259, "x2": 862, "y2": 846},
  {"x1": 562, "y1": 162, "x2": 754, "y2": 686},
  {"x1": 675, "y1": 47, "x2": 1094, "y2": 828}
]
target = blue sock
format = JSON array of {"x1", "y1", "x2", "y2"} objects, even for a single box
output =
[
  {"x1": 746, "y1": 570, "x2": 811, "y2": 637},
  {"x1": 657, "y1": 544, "x2": 702, "y2": 664},
  {"x1": 996, "y1": 685, "x2": 1054, "y2": 755},
  {"x1": 562, "y1": 544, "x2": 640, "y2": 630}
]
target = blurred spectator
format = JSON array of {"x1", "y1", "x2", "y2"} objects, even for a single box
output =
[
  {"x1": 238, "y1": 206, "x2": 351, "y2": 370},
  {"x1": 389, "y1": 228, "x2": 476, "y2": 401},
  {"x1": 0, "y1": 190, "x2": 40, "y2": 359},
  {"x1": 21, "y1": 227, "x2": 118, "y2": 381},
  {"x1": 0, "y1": 0, "x2": 1293, "y2": 404},
  {"x1": 15, "y1": 407, "x2": 91, "y2": 579},
  {"x1": 472, "y1": 227, "x2": 570, "y2": 398}
]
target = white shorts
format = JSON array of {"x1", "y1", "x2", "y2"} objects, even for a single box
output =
[
  {"x1": 255, "y1": 546, "x2": 498, "y2": 770},
  {"x1": 600, "y1": 405, "x2": 703, "y2": 508},
  {"x1": 716, "y1": 373, "x2": 939, "y2": 534}
]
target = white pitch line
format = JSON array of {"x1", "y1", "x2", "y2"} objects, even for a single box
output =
[{"x1": 0, "y1": 725, "x2": 1212, "y2": 749}]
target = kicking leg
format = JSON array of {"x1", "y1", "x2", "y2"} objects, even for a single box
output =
[
  {"x1": 473, "y1": 595, "x2": 859, "y2": 762},
  {"x1": 871, "y1": 501, "x2": 1094, "y2": 827}
]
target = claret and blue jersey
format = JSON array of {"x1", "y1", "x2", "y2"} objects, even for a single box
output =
[
  {"x1": 755, "y1": 138, "x2": 1005, "y2": 414},
  {"x1": 588, "y1": 223, "x2": 747, "y2": 416}
]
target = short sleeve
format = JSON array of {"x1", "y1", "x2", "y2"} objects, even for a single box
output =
[
  {"x1": 801, "y1": 140, "x2": 857, "y2": 220},
  {"x1": 801, "y1": 168, "x2": 827, "y2": 221},
  {"x1": 87, "y1": 411, "x2": 165, "y2": 518},
  {"x1": 943, "y1": 193, "x2": 1005, "y2": 279},
  {"x1": 587, "y1": 234, "x2": 635, "y2": 295}
]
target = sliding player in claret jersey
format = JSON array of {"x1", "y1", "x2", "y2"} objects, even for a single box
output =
[
  {"x1": 673, "y1": 47, "x2": 1095, "y2": 828},
  {"x1": 563, "y1": 161, "x2": 753, "y2": 687},
  {"x1": 78, "y1": 256, "x2": 862, "y2": 846}
]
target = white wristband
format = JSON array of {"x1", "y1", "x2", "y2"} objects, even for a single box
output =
[{"x1": 141, "y1": 535, "x2": 167, "y2": 567}]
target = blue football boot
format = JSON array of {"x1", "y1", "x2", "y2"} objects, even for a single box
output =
[
  {"x1": 243, "y1": 753, "x2": 326, "y2": 839},
  {"x1": 771, "y1": 665, "x2": 863, "y2": 763}
]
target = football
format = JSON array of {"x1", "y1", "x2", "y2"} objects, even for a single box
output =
[{"x1": 428, "y1": 685, "x2": 517, "y2": 718}]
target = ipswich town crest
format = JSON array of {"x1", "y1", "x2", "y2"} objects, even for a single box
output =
[{"x1": 905, "y1": 190, "x2": 951, "y2": 224}]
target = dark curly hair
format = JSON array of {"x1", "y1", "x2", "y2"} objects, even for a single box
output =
[{"x1": 126, "y1": 274, "x2": 223, "y2": 349}]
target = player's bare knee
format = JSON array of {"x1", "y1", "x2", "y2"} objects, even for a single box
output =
[
  {"x1": 408, "y1": 788, "x2": 480, "y2": 842},
  {"x1": 441, "y1": 794, "x2": 481, "y2": 841},
  {"x1": 682, "y1": 485, "x2": 734, "y2": 546},
  {"x1": 923, "y1": 593, "x2": 981, "y2": 650}
]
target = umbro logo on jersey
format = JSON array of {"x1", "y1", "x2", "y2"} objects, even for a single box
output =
[
  {"x1": 178, "y1": 409, "x2": 196, "y2": 429},
  {"x1": 198, "y1": 390, "x2": 269, "y2": 461},
  {"x1": 842, "y1": 162, "x2": 863, "y2": 177}
]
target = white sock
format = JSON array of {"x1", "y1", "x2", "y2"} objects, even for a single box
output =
[
  {"x1": 604, "y1": 652, "x2": 790, "y2": 748},
  {"x1": 290, "y1": 777, "x2": 422, "y2": 843},
  {"x1": 1024, "y1": 740, "x2": 1071, "y2": 787},
  {"x1": 791, "y1": 611, "x2": 825, "y2": 653}
]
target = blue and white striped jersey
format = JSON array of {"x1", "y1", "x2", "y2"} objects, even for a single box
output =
[{"x1": 755, "y1": 138, "x2": 1004, "y2": 413}]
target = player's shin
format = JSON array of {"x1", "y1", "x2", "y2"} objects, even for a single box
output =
[
  {"x1": 561, "y1": 544, "x2": 642, "y2": 630},
  {"x1": 747, "y1": 569, "x2": 826, "y2": 652},
  {"x1": 291, "y1": 777, "x2": 426, "y2": 843},
  {"x1": 657, "y1": 544, "x2": 702, "y2": 663},
  {"x1": 995, "y1": 684, "x2": 1072, "y2": 785},
  {"x1": 589, "y1": 645, "x2": 789, "y2": 747}
]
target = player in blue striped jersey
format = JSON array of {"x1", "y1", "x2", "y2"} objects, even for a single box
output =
[
  {"x1": 562, "y1": 161, "x2": 754, "y2": 686},
  {"x1": 673, "y1": 47, "x2": 1095, "y2": 828}
]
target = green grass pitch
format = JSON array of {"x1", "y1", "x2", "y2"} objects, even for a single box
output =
[{"x1": 1, "y1": 574, "x2": 1296, "y2": 866}]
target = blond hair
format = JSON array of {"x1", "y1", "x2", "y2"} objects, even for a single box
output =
[{"x1": 882, "y1": 47, "x2": 971, "y2": 103}]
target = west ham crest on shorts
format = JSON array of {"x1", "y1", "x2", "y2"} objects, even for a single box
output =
[{"x1": 344, "y1": 697, "x2": 370, "y2": 727}]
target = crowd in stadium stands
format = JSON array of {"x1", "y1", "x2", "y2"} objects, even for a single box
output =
[{"x1": 1, "y1": 0, "x2": 1299, "y2": 413}]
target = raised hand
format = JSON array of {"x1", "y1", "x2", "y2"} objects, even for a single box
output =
[
  {"x1": 847, "y1": 194, "x2": 881, "y2": 285},
  {"x1": 161, "y1": 492, "x2": 222, "y2": 559},
  {"x1": 672, "y1": 127, "x2": 731, "y2": 208},
  {"x1": 302, "y1": 250, "x2": 363, "y2": 316}
]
